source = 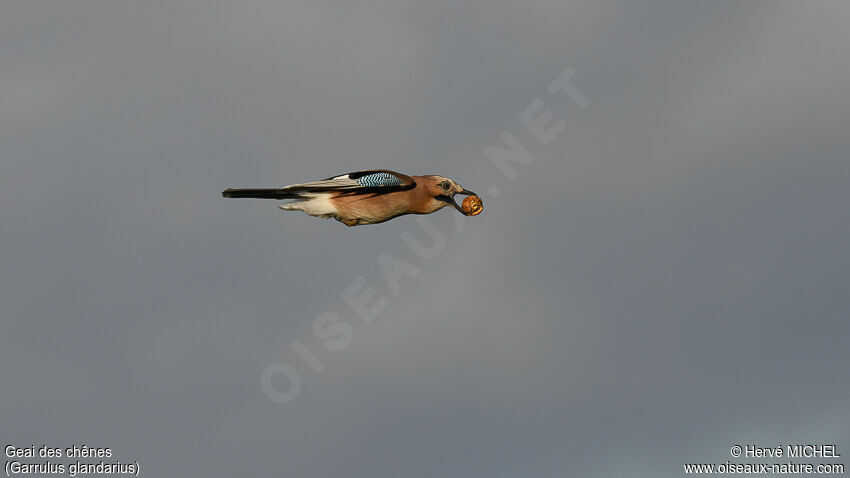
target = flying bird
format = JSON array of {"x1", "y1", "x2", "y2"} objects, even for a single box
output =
[{"x1": 222, "y1": 169, "x2": 482, "y2": 226}]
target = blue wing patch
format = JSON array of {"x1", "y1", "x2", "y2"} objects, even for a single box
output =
[{"x1": 356, "y1": 172, "x2": 403, "y2": 187}]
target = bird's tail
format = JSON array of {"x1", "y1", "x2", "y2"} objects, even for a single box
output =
[{"x1": 221, "y1": 188, "x2": 302, "y2": 200}]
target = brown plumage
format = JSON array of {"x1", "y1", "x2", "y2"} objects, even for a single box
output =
[{"x1": 222, "y1": 169, "x2": 481, "y2": 226}]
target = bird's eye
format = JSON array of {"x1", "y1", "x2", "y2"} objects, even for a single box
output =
[{"x1": 440, "y1": 182, "x2": 451, "y2": 191}]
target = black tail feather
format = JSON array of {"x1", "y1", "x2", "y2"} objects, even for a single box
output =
[{"x1": 221, "y1": 188, "x2": 301, "y2": 199}]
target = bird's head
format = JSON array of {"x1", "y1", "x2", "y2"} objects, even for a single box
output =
[{"x1": 422, "y1": 175, "x2": 478, "y2": 213}]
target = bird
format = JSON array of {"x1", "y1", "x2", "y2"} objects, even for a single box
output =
[{"x1": 222, "y1": 169, "x2": 481, "y2": 226}]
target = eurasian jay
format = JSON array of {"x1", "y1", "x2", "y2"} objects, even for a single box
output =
[{"x1": 222, "y1": 169, "x2": 480, "y2": 226}]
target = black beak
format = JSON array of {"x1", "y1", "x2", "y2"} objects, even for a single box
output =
[
  {"x1": 453, "y1": 188, "x2": 477, "y2": 211},
  {"x1": 438, "y1": 188, "x2": 478, "y2": 212},
  {"x1": 435, "y1": 194, "x2": 465, "y2": 212}
]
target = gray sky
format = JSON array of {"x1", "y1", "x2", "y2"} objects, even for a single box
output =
[{"x1": 2, "y1": 1, "x2": 848, "y2": 476}]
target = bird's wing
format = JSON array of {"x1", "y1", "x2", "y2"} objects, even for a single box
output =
[{"x1": 282, "y1": 170, "x2": 415, "y2": 193}]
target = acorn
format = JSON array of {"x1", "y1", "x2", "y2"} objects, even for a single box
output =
[{"x1": 461, "y1": 195, "x2": 483, "y2": 216}]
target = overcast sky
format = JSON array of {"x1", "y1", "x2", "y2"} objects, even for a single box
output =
[{"x1": 2, "y1": 1, "x2": 849, "y2": 476}]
